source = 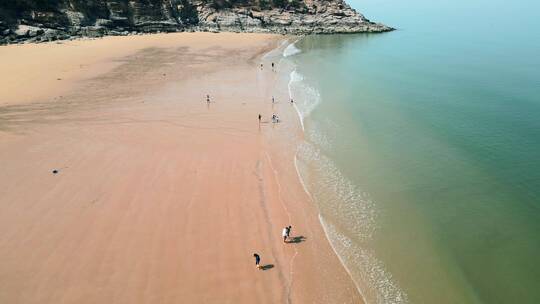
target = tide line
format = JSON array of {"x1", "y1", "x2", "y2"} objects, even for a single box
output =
[{"x1": 264, "y1": 151, "x2": 298, "y2": 304}]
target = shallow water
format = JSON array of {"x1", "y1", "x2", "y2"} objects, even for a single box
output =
[{"x1": 284, "y1": 0, "x2": 540, "y2": 303}]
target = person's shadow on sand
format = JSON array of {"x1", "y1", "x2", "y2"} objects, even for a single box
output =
[
  {"x1": 261, "y1": 264, "x2": 274, "y2": 271},
  {"x1": 287, "y1": 236, "x2": 307, "y2": 244}
]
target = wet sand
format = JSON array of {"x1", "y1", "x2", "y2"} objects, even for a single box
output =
[{"x1": 0, "y1": 33, "x2": 362, "y2": 303}]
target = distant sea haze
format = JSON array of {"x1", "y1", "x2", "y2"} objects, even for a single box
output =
[{"x1": 282, "y1": 0, "x2": 540, "y2": 302}]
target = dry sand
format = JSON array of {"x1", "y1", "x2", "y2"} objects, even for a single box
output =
[{"x1": 0, "y1": 32, "x2": 362, "y2": 303}]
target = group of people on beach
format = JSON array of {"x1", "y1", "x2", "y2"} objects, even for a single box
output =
[
  {"x1": 257, "y1": 96, "x2": 281, "y2": 124},
  {"x1": 253, "y1": 225, "x2": 294, "y2": 270},
  {"x1": 208, "y1": 63, "x2": 295, "y2": 272},
  {"x1": 258, "y1": 113, "x2": 280, "y2": 124},
  {"x1": 201, "y1": 61, "x2": 302, "y2": 272},
  {"x1": 260, "y1": 62, "x2": 276, "y2": 71},
  {"x1": 208, "y1": 61, "x2": 295, "y2": 127}
]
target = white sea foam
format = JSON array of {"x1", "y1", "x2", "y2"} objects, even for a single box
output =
[
  {"x1": 296, "y1": 140, "x2": 408, "y2": 304},
  {"x1": 281, "y1": 38, "x2": 407, "y2": 304},
  {"x1": 283, "y1": 42, "x2": 302, "y2": 57},
  {"x1": 287, "y1": 69, "x2": 321, "y2": 131},
  {"x1": 320, "y1": 216, "x2": 408, "y2": 304},
  {"x1": 305, "y1": 119, "x2": 335, "y2": 153},
  {"x1": 296, "y1": 141, "x2": 377, "y2": 240},
  {"x1": 262, "y1": 39, "x2": 288, "y2": 60}
]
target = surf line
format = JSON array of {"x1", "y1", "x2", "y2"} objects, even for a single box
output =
[
  {"x1": 264, "y1": 152, "x2": 299, "y2": 304},
  {"x1": 283, "y1": 36, "x2": 304, "y2": 58},
  {"x1": 288, "y1": 69, "x2": 305, "y2": 132}
]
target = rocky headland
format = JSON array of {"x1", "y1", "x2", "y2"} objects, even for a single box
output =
[{"x1": 0, "y1": 0, "x2": 393, "y2": 45}]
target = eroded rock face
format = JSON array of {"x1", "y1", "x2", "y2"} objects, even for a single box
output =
[{"x1": 0, "y1": 0, "x2": 393, "y2": 44}]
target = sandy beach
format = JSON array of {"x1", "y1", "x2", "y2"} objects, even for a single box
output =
[{"x1": 0, "y1": 32, "x2": 361, "y2": 303}]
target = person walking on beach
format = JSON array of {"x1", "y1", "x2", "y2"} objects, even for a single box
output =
[
  {"x1": 282, "y1": 226, "x2": 288, "y2": 243},
  {"x1": 260, "y1": 63, "x2": 263, "y2": 70},
  {"x1": 258, "y1": 114, "x2": 262, "y2": 123},
  {"x1": 206, "y1": 94, "x2": 210, "y2": 103},
  {"x1": 253, "y1": 253, "x2": 262, "y2": 269},
  {"x1": 286, "y1": 225, "x2": 292, "y2": 239},
  {"x1": 272, "y1": 96, "x2": 275, "y2": 104}
]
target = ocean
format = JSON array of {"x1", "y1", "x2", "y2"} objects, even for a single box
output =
[{"x1": 280, "y1": 0, "x2": 540, "y2": 303}]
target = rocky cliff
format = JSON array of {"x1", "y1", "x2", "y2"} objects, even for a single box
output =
[{"x1": 0, "y1": 0, "x2": 392, "y2": 44}]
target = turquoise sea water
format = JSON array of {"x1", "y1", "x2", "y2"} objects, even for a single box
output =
[{"x1": 285, "y1": 0, "x2": 540, "y2": 303}]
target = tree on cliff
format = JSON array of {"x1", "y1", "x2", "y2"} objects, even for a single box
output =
[{"x1": 178, "y1": 0, "x2": 198, "y2": 24}]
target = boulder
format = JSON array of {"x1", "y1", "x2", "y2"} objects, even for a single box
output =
[
  {"x1": 14, "y1": 25, "x2": 43, "y2": 37},
  {"x1": 95, "y1": 19, "x2": 114, "y2": 28}
]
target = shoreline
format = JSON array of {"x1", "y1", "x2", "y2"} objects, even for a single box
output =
[
  {"x1": 278, "y1": 40, "x2": 370, "y2": 303},
  {"x1": 0, "y1": 32, "x2": 363, "y2": 303},
  {"x1": 252, "y1": 37, "x2": 368, "y2": 303},
  {"x1": 283, "y1": 36, "x2": 409, "y2": 304}
]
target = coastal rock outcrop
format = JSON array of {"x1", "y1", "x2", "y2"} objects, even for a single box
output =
[{"x1": 0, "y1": 0, "x2": 393, "y2": 44}]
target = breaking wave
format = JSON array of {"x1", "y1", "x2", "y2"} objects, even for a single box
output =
[
  {"x1": 288, "y1": 69, "x2": 321, "y2": 131},
  {"x1": 283, "y1": 41, "x2": 302, "y2": 57}
]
